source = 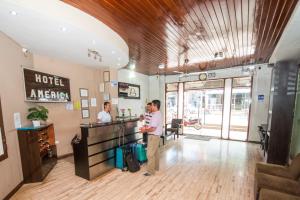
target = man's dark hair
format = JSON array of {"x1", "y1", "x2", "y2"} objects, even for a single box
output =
[
  {"x1": 152, "y1": 100, "x2": 160, "y2": 110},
  {"x1": 104, "y1": 101, "x2": 110, "y2": 107},
  {"x1": 147, "y1": 102, "x2": 152, "y2": 106}
]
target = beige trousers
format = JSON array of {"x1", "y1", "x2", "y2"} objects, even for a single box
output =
[{"x1": 146, "y1": 134, "x2": 160, "y2": 174}]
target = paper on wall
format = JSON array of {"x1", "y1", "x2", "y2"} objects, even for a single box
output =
[
  {"x1": 91, "y1": 98, "x2": 97, "y2": 107},
  {"x1": 103, "y1": 93, "x2": 110, "y2": 101},
  {"x1": 66, "y1": 102, "x2": 74, "y2": 110},
  {"x1": 111, "y1": 80, "x2": 118, "y2": 87},
  {"x1": 112, "y1": 97, "x2": 118, "y2": 105},
  {"x1": 99, "y1": 83, "x2": 105, "y2": 93},
  {"x1": 74, "y1": 100, "x2": 81, "y2": 110},
  {"x1": 14, "y1": 112, "x2": 21, "y2": 129}
]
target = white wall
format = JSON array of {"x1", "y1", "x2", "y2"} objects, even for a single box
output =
[
  {"x1": 149, "y1": 75, "x2": 166, "y2": 117},
  {"x1": 117, "y1": 69, "x2": 149, "y2": 116},
  {"x1": 149, "y1": 64, "x2": 272, "y2": 142},
  {"x1": 248, "y1": 65, "x2": 273, "y2": 141}
]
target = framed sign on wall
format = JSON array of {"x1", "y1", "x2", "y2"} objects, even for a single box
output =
[
  {"x1": 79, "y1": 88, "x2": 89, "y2": 97},
  {"x1": 118, "y1": 82, "x2": 140, "y2": 99},
  {"x1": 23, "y1": 68, "x2": 71, "y2": 102},
  {"x1": 0, "y1": 98, "x2": 8, "y2": 162}
]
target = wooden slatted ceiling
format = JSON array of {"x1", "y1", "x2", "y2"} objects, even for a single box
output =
[{"x1": 63, "y1": 0, "x2": 298, "y2": 75}]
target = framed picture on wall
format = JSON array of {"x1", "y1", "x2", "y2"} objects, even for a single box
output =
[
  {"x1": 0, "y1": 98, "x2": 8, "y2": 162},
  {"x1": 81, "y1": 109, "x2": 90, "y2": 119},
  {"x1": 79, "y1": 88, "x2": 88, "y2": 97},
  {"x1": 118, "y1": 82, "x2": 140, "y2": 99},
  {"x1": 103, "y1": 71, "x2": 110, "y2": 82},
  {"x1": 81, "y1": 99, "x2": 89, "y2": 108}
]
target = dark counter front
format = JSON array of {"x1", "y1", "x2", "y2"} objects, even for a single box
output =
[{"x1": 72, "y1": 118, "x2": 142, "y2": 180}]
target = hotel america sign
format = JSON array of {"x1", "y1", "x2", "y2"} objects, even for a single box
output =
[{"x1": 23, "y1": 68, "x2": 71, "y2": 102}]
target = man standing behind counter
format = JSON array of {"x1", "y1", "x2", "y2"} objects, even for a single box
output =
[
  {"x1": 97, "y1": 102, "x2": 112, "y2": 123},
  {"x1": 140, "y1": 100, "x2": 163, "y2": 176}
]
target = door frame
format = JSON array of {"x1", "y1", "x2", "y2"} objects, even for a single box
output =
[{"x1": 228, "y1": 77, "x2": 253, "y2": 141}]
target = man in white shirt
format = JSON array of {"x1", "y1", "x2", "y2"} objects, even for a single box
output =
[
  {"x1": 140, "y1": 100, "x2": 163, "y2": 176},
  {"x1": 97, "y1": 102, "x2": 112, "y2": 123}
]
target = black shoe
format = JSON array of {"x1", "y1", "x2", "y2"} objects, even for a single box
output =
[{"x1": 143, "y1": 172, "x2": 152, "y2": 176}]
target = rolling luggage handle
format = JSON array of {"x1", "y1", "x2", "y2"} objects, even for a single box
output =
[
  {"x1": 116, "y1": 123, "x2": 127, "y2": 171},
  {"x1": 117, "y1": 123, "x2": 125, "y2": 147}
]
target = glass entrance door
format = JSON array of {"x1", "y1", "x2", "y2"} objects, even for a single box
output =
[
  {"x1": 183, "y1": 79, "x2": 224, "y2": 138},
  {"x1": 229, "y1": 77, "x2": 252, "y2": 141},
  {"x1": 165, "y1": 83, "x2": 179, "y2": 124}
]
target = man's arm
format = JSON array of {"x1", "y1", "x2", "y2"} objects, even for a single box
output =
[{"x1": 140, "y1": 126, "x2": 156, "y2": 133}]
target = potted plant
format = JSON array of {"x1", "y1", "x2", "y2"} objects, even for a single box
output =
[{"x1": 27, "y1": 106, "x2": 49, "y2": 127}]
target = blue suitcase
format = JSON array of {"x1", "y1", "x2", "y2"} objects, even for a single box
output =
[
  {"x1": 131, "y1": 143, "x2": 147, "y2": 163},
  {"x1": 116, "y1": 146, "x2": 126, "y2": 169}
]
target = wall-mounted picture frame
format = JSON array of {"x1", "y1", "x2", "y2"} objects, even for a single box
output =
[
  {"x1": 81, "y1": 99, "x2": 89, "y2": 108},
  {"x1": 81, "y1": 109, "x2": 90, "y2": 119},
  {"x1": 79, "y1": 88, "x2": 89, "y2": 97},
  {"x1": 103, "y1": 71, "x2": 110, "y2": 82},
  {"x1": 118, "y1": 82, "x2": 140, "y2": 99},
  {"x1": 0, "y1": 98, "x2": 8, "y2": 162}
]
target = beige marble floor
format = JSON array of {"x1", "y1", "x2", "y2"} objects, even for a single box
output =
[{"x1": 12, "y1": 137, "x2": 262, "y2": 200}]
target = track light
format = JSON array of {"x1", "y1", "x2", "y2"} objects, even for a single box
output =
[{"x1": 88, "y1": 49, "x2": 102, "y2": 63}]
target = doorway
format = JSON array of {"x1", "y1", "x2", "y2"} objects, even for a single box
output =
[
  {"x1": 165, "y1": 77, "x2": 252, "y2": 141},
  {"x1": 182, "y1": 80, "x2": 224, "y2": 138},
  {"x1": 228, "y1": 77, "x2": 252, "y2": 141}
]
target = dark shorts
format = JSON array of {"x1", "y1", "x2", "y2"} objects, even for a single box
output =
[{"x1": 143, "y1": 132, "x2": 148, "y2": 145}]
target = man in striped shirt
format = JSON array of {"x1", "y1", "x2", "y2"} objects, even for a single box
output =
[{"x1": 143, "y1": 102, "x2": 152, "y2": 145}]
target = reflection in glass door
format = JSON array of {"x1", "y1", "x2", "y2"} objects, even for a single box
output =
[
  {"x1": 165, "y1": 83, "x2": 179, "y2": 124},
  {"x1": 183, "y1": 90, "x2": 204, "y2": 131},
  {"x1": 203, "y1": 89, "x2": 224, "y2": 136},
  {"x1": 165, "y1": 77, "x2": 251, "y2": 141},
  {"x1": 183, "y1": 79, "x2": 224, "y2": 138},
  {"x1": 166, "y1": 91, "x2": 178, "y2": 124},
  {"x1": 229, "y1": 77, "x2": 252, "y2": 141}
]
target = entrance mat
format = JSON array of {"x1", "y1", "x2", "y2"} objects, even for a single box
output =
[{"x1": 184, "y1": 134, "x2": 212, "y2": 141}]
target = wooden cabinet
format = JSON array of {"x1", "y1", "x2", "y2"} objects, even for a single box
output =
[{"x1": 17, "y1": 124, "x2": 57, "y2": 183}]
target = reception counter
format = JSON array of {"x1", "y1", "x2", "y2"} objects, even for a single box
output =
[{"x1": 72, "y1": 118, "x2": 142, "y2": 180}]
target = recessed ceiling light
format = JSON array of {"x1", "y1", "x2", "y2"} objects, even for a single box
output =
[
  {"x1": 118, "y1": 57, "x2": 121, "y2": 60},
  {"x1": 195, "y1": 31, "x2": 201, "y2": 36},
  {"x1": 92, "y1": 40, "x2": 96, "y2": 45},
  {"x1": 158, "y1": 64, "x2": 165, "y2": 69},
  {"x1": 60, "y1": 27, "x2": 67, "y2": 32},
  {"x1": 129, "y1": 62, "x2": 136, "y2": 70},
  {"x1": 10, "y1": 10, "x2": 17, "y2": 16},
  {"x1": 112, "y1": 51, "x2": 115, "y2": 54},
  {"x1": 173, "y1": 70, "x2": 184, "y2": 74}
]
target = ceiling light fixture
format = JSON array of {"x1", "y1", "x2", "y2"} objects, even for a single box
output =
[
  {"x1": 60, "y1": 27, "x2": 67, "y2": 32},
  {"x1": 128, "y1": 59, "x2": 136, "y2": 70},
  {"x1": 10, "y1": 10, "x2": 17, "y2": 16},
  {"x1": 173, "y1": 70, "x2": 184, "y2": 74},
  {"x1": 112, "y1": 50, "x2": 115, "y2": 54},
  {"x1": 158, "y1": 64, "x2": 165, "y2": 69},
  {"x1": 88, "y1": 49, "x2": 102, "y2": 63},
  {"x1": 92, "y1": 40, "x2": 96, "y2": 45},
  {"x1": 118, "y1": 57, "x2": 121, "y2": 61}
]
